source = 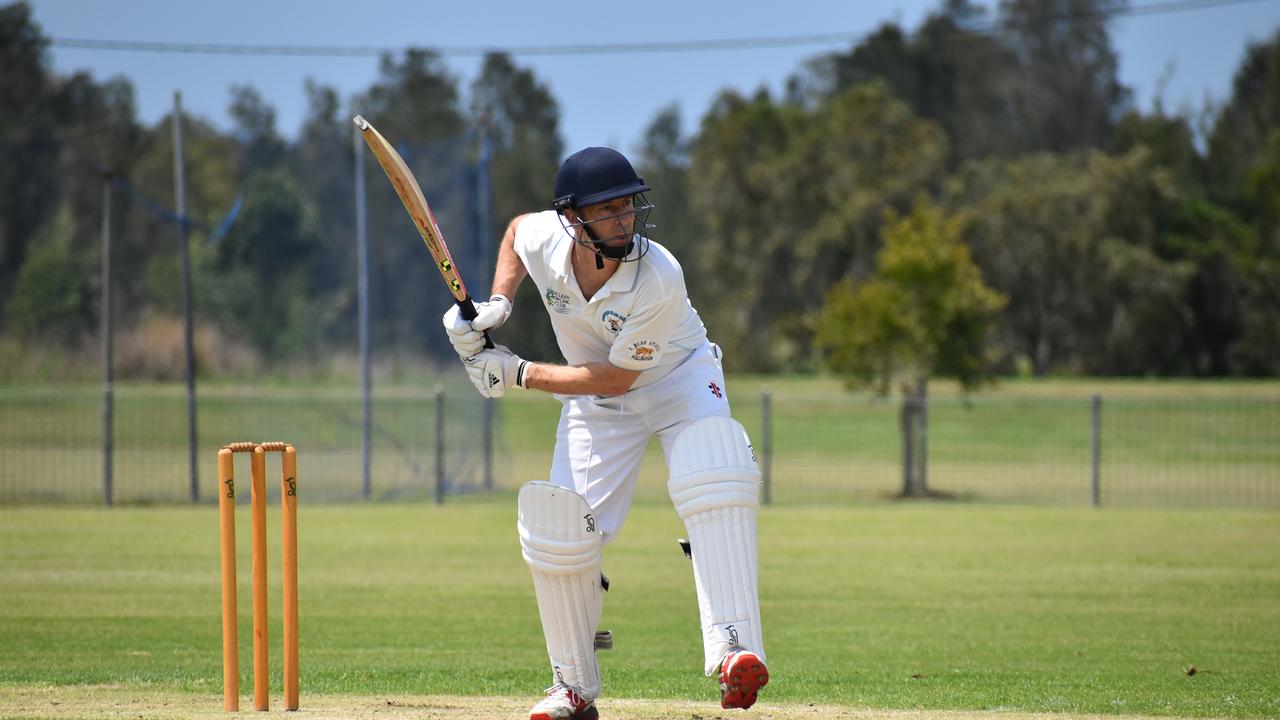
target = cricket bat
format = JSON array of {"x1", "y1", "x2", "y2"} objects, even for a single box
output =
[{"x1": 353, "y1": 114, "x2": 493, "y2": 349}]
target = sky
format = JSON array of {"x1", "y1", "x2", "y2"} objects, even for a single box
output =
[{"x1": 27, "y1": 0, "x2": 1280, "y2": 160}]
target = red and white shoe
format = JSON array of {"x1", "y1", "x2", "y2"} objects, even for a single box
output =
[
  {"x1": 528, "y1": 683, "x2": 599, "y2": 720},
  {"x1": 719, "y1": 649, "x2": 769, "y2": 710}
]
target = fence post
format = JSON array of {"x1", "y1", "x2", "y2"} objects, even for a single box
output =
[
  {"x1": 761, "y1": 386, "x2": 772, "y2": 506},
  {"x1": 435, "y1": 385, "x2": 446, "y2": 505},
  {"x1": 353, "y1": 121, "x2": 372, "y2": 500},
  {"x1": 1091, "y1": 393, "x2": 1102, "y2": 508},
  {"x1": 173, "y1": 91, "x2": 200, "y2": 503},
  {"x1": 101, "y1": 174, "x2": 113, "y2": 507}
]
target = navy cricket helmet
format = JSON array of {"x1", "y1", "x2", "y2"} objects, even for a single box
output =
[
  {"x1": 552, "y1": 147, "x2": 656, "y2": 266},
  {"x1": 552, "y1": 147, "x2": 651, "y2": 210}
]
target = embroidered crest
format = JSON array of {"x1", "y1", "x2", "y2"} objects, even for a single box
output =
[
  {"x1": 628, "y1": 340, "x2": 659, "y2": 362},
  {"x1": 601, "y1": 310, "x2": 626, "y2": 335},
  {"x1": 544, "y1": 287, "x2": 572, "y2": 314}
]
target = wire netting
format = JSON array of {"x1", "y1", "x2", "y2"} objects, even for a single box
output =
[{"x1": 2, "y1": 386, "x2": 1276, "y2": 508}]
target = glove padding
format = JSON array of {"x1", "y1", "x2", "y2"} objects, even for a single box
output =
[
  {"x1": 442, "y1": 294, "x2": 512, "y2": 359},
  {"x1": 463, "y1": 345, "x2": 526, "y2": 399}
]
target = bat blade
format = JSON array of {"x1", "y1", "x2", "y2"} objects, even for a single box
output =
[
  {"x1": 354, "y1": 116, "x2": 492, "y2": 348},
  {"x1": 353, "y1": 115, "x2": 470, "y2": 307}
]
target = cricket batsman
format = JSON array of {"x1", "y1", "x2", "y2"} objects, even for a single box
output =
[{"x1": 442, "y1": 146, "x2": 768, "y2": 720}]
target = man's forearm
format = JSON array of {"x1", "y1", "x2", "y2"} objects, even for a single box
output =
[
  {"x1": 522, "y1": 361, "x2": 639, "y2": 397},
  {"x1": 491, "y1": 215, "x2": 529, "y2": 300}
]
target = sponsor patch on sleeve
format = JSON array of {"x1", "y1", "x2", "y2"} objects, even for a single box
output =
[{"x1": 628, "y1": 340, "x2": 659, "y2": 362}]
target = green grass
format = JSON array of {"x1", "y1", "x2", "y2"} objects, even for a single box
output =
[{"x1": 1, "y1": 500, "x2": 1278, "y2": 717}]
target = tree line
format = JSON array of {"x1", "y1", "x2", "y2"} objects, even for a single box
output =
[{"x1": 1, "y1": 0, "x2": 1276, "y2": 380}]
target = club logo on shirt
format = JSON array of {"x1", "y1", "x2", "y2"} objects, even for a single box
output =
[
  {"x1": 628, "y1": 340, "x2": 659, "y2": 362},
  {"x1": 601, "y1": 310, "x2": 627, "y2": 335},
  {"x1": 544, "y1": 287, "x2": 572, "y2": 314}
]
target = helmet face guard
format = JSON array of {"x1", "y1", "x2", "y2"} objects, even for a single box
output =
[
  {"x1": 555, "y1": 193, "x2": 655, "y2": 264},
  {"x1": 553, "y1": 147, "x2": 656, "y2": 266}
]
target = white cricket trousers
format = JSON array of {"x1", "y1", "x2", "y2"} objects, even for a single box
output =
[{"x1": 548, "y1": 341, "x2": 731, "y2": 542}]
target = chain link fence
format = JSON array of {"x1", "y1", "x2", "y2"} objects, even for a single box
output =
[{"x1": 2, "y1": 383, "x2": 1277, "y2": 508}]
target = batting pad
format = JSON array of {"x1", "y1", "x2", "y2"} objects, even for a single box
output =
[
  {"x1": 667, "y1": 416, "x2": 765, "y2": 676},
  {"x1": 518, "y1": 481, "x2": 605, "y2": 700}
]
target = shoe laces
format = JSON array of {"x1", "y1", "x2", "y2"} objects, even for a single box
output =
[{"x1": 543, "y1": 682, "x2": 587, "y2": 707}]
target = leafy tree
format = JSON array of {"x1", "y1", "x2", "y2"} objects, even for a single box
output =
[
  {"x1": 799, "y1": 0, "x2": 1129, "y2": 163},
  {"x1": 203, "y1": 169, "x2": 327, "y2": 359},
  {"x1": 998, "y1": 0, "x2": 1132, "y2": 153},
  {"x1": 1207, "y1": 30, "x2": 1280, "y2": 206},
  {"x1": 4, "y1": 207, "x2": 97, "y2": 342},
  {"x1": 229, "y1": 85, "x2": 286, "y2": 173},
  {"x1": 1115, "y1": 108, "x2": 1204, "y2": 194},
  {"x1": 689, "y1": 83, "x2": 946, "y2": 371},
  {"x1": 816, "y1": 197, "x2": 1005, "y2": 496},
  {"x1": 352, "y1": 50, "x2": 468, "y2": 360},
  {"x1": 121, "y1": 111, "x2": 239, "y2": 329},
  {"x1": 470, "y1": 53, "x2": 563, "y2": 362},
  {"x1": 945, "y1": 148, "x2": 1207, "y2": 375},
  {"x1": 0, "y1": 2, "x2": 59, "y2": 313},
  {"x1": 289, "y1": 80, "x2": 360, "y2": 350},
  {"x1": 636, "y1": 104, "x2": 702, "y2": 280}
]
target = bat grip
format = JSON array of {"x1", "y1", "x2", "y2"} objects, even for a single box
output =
[{"x1": 457, "y1": 297, "x2": 496, "y2": 350}]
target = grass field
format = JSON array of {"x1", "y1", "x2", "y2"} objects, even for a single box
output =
[{"x1": 2, "y1": 498, "x2": 1278, "y2": 718}]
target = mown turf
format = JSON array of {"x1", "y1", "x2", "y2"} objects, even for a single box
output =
[{"x1": 1, "y1": 500, "x2": 1277, "y2": 717}]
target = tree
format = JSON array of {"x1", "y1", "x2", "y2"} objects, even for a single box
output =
[
  {"x1": 797, "y1": 0, "x2": 1129, "y2": 163},
  {"x1": 203, "y1": 169, "x2": 328, "y2": 360},
  {"x1": 228, "y1": 85, "x2": 286, "y2": 173},
  {"x1": 4, "y1": 207, "x2": 97, "y2": 343},
  {"x1": 290, "y1": 79, "x2": 358, "y2": 347},
  {"x1": 636, "y1": 104, "x2": 702, "y2": 271},
  {"x1": 1114, "y1": 108, "x2": 1204, "y2": 194},
  {"x1": 816, "y1": 197, "x2": 1005, "y2": 497},
  {"x1": 689, "y1": 83, "x2": 947, "y2": 371},
  {"x1": 469, "y1": 53, "x2": 564, "y2": 362},
  {"x1": 0, "y1": 2, "x2": 60, "y2": 314},
  {"x1": 998, "y1": 0, "x2": 1132, "y2": 153},
  {"x1": 1206, "y1": 30, "x2": 1280, "y2": 207},
  {"x1": 353, "y1": 50, "x2": 468, "y2": 359}
]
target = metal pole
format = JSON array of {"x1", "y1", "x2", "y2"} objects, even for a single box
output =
[
  {"x1": 1091, "y1": 393, "x2": 1102, "y2": 508},
  {"x1": 920, "y1": 384, "x2": 929, "y2": 494},
  {"x1": 173, "y1": 91, "x2": 199, "y2": 503},
  {"x1": 761, "y1": 386, "x2": 772, "y2": 506},
  {"x1": 478, "y1": 134, "x2": 494, "y2": 491},
  {"x1": 354, "y1": 123, "x2": 372, "y2": 500},
  {"x1": 435, "y1": 385, "x2": 445, "y2": 505},
  {"x1": 101, "y1": 174, "x2": 113, "y2": 507}
]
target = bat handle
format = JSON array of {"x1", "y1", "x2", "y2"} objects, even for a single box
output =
[{"x1": 457, "y1": 297, "x2": 496, "y2": 350}]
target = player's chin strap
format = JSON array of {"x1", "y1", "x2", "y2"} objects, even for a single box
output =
[
  {"x1": 580, "y1": 223, "x2": 633, "y2": 269},
  {"x1": 554, "y1": 195, "x2": 655, "y2": 269}
]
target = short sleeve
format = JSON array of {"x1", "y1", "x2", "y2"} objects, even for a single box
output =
[{"x1": 609, "y1": 292, "x2": 685, "y2": 370}]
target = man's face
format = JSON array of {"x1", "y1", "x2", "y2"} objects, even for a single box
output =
[{"x1": 575, "y1": 196, "x2": 636, "y2": 247}]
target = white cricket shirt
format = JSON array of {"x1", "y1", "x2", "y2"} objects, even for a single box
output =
[{"x1": 514, "y1": 210, "x2": 708, "y2": 390}]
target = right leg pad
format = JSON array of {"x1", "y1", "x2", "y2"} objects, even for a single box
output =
[{"x1": 519, "y1": 482, "x2": 605, "y2": 700}]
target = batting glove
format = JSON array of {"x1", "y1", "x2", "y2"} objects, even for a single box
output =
[
  {"x1": 463, "y1": 345, "x2": 528, "y2": 399},
  {"x1": 442, "y1": 294, "x2": 512, "y2": 359}
]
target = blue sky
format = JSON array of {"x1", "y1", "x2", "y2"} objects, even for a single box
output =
[{"x1": 28, "y1": 0, "x2": 1280, "y2": 158}]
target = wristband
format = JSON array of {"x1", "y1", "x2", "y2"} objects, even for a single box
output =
[{"x1": 516, "y1": 360, "x2": 530, "y2": 389}]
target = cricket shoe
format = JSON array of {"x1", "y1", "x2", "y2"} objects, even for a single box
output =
[
  {"x1": 528, "y1": 683, "x2": 599, "y2": 720},
  {"x1": 719, "y1": 649, "x2": 769, "y2": 710}
]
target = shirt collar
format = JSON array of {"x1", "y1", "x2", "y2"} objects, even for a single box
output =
[
  {"x1": 551, "y1": 235, "x2": 642, "y2": 300},
  {"x1": 594, "y1": 246, "x2": 640, "y2": 300}
]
